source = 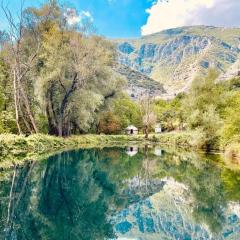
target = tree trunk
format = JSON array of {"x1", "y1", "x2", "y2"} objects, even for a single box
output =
[
  {"x1": 46, "y1": 102, "x2": 58, "y2": 136},
  {"x1": 18, "y1": 79, "x2": 38, "y2": 133},
  {"x1": 58, "y1": 120, "x2": 63, "y2": 137},
  {"x1": 144, "y1": 125, "x2": 149, "y2": 139},
  {"x1": 46, "y1": 86, "x2": 59, "y2": 135},
  {"x1": 19, "y1": 105, "x2": 33, "y2": 134},
  {"x1": 13, "y1": 70, "x2": 22, "y2": 135},
  {"x1": 58, "y1": 73, "x2": 78, "y2": 137}
]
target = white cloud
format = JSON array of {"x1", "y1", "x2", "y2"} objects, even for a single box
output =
[
  {"x1": 65, "y1": 8, "x2": 94, "y2": 26},
  {"x1": 141, "y1": 0, "x2": 240, "y2": 35}
]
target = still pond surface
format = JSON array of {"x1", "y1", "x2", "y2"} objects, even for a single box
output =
[{"x1": 0, "y1": 146, "x2": 240, "y2": 240}]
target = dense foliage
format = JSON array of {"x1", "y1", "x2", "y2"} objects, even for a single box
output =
[
  {"x1": 0, "y1": 1, "x2": 124, "y2": 136},
  {"x1": 153, "y1": 72, "x2": 240, "y2": 152}
]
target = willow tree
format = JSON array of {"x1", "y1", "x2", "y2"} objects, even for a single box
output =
[
  {"x1": 1, "y1": 0, "x2": 124, "y2": 136},
  {"x1": 37, "y1": 25, "x2": 123, "y2": 136},
  {"x1": 183, "y1": 70, "x2": 223, "y2": 149}
]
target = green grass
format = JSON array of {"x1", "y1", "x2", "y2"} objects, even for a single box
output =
[
  {"x1": 148, "y1": 131, "x2": 196, "y2": 147},
  {"x1": 0, "y1": 134, "x2": 139, "y2": 154},
  {"x1": 0, "y1": 131, "x2": 231, "y2": 169},
  {"x1": 0, "y1": 134, "x2": 146, "y2": 168},
  {"x1": 0, "y1": 131, "x2": 195, "y2": 155}
]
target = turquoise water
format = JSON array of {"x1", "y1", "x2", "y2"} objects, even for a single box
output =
[{"x1": 0, "y1": 146, "x2": 240, "y2": 239}]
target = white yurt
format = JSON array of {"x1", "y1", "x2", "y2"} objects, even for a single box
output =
[{"x1": 125, "y1": 125, "x2": 138, "y2": 135}]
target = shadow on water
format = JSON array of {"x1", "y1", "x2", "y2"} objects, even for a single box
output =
[{"x1": 0, "y1": 146, "x2": 240, "y2": 239}]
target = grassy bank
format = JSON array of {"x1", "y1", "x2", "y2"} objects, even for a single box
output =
[
  {"x1": 0, "y1": 132, "x2": 196, "y2": 156},
  {"x1": 0, "y1": 131, "x2": 239, "y2": 168},
  {"x1": 0, "y1": 132, "x2": 196, "y2": 167},
  {"x1": 0, "y1": 134, "x2": 141, "y2": 168}
]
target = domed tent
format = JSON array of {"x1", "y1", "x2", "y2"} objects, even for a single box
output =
[{"x1": 125, "y1": 125, "x2": 138, "y2": 135}]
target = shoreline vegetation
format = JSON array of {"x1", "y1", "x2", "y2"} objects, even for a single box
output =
[
  {"x1": 0, "y1": 132, "x2": 239, "y2": 169},
  {"x1": 0, "y1": 132, "x2": 194, "y2": 157}
]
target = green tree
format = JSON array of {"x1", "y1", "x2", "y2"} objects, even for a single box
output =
[
  {"x1": 113, "y1": 95, "x2": 141, "y2": 129},
  {"x1": 38, "y1": 26, "x2": 122, "y2": 136},
  {"x1": 153, "y1": 94, "x2": 185, "y2": 131},
  {"x1": 0, "y1": 57, "x2": 17, "y2": 133},
  {"x1": 220, "y1": 91, "x2": 240, "y2": 146},
  {"x1": 0, "y1": 1, "x2": 124, "y2": 136},
  {"x1": 184, "y1": 70, "x2": 223, "y2": 149}
]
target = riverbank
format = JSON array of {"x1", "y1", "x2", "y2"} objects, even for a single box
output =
[
  {"x1": 0, "y1": 132, "x2": 195, "y2": 167},
  {"x1": 0, "y1": 132, "x2": 196, "y2": 155},
  {"x1": 0, "y1": 132, "x2": 239, "y2": 168}
]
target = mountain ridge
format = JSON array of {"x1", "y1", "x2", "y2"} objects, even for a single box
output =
[
  {"x1": 114, "y1": 63, "x2": 166, "y2": 99},
  {"x1": 113, "y1": 25, "x2": 240, "y2": 95}
]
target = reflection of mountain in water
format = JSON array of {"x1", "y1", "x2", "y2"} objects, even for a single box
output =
[
  {"x1": 0, "y1": 147, "x2": 240, "y2": 240},
  {"x1": 121, "y1": 177, "x2": 166, "y2": 204},
  {"x1": 112, "y1": 178, "x2": 240, "y2": 240}
]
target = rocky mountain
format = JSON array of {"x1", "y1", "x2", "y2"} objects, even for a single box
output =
[
  {"x1": 114, "y1": 26, "x2": 240, "y2": 95},
  {"x1": 114, "y1": 64, "x2": 165, "y2": 99},
  {"x1": 218, "y1": 59, "x2": 240, "y2": 81},
  {"x1": 112, "y1": 177, "x2": 240, "y2": 239}
]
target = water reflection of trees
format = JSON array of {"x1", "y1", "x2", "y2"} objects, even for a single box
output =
[
  {"x1": 0, "y1": 147, "x2": 239, "y2": 239},
  {"x1": 148, "y1": 148, "x2": 240, "y2": 234},
  {"x1": 0, "y1": 150, "x2": 119, "y2": 239},
  {"x1": 151, "y1": 150, "x2": 227, "y2": 233},
  {"x1": 100, "y1": 147, "x2": 240, "y2": 234}
]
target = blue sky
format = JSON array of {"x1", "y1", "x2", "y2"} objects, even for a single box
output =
[
  {"x1": 1, "y1": 0, "x2": 240, "y2": 38},
  {"x1": 69, "y1": 0, "x2": 154, "y2": 38},
  {"x1": 0, "y1": 0, "x2": 154, "y2": 38}
]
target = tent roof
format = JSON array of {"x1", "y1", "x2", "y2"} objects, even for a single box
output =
[{"x1": 126, "y1": 125, "x2": 138, "y2": 130}]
